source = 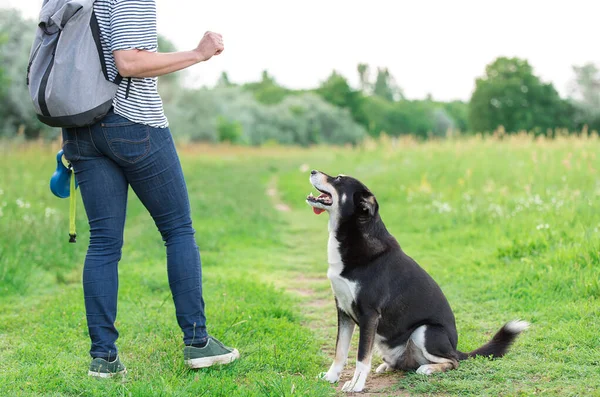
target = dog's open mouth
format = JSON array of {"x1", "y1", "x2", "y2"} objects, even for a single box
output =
[{"x1": 306, "y1": 188, "x2": 332, "y2": 214}]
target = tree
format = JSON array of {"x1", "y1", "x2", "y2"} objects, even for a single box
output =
[
  {"x1": 372, "y1": 67, "x2": 404, "y2": 101},
  {"x1": 362, "y1": 96, "x2": 438, "y2": 138},
  {"x1": 357, "y1": 63, "x2": 370, "y2": 92},
  {"x1": 315, "y1": 71, "x2": 368, "y2": 128},
  {"x1": 242, "y1": 70, "x2": 290, "y2": 104},
  {"x1": 0, "y1": 34, "x2": 8, "y2": 101},
  {"x1": 0, "y1": 9, "x2": 54, "y2": 139},
  {"x1": 217, "y1": 71, "x2": 233, "y2": 87},
  {"x1": 568, "y1": 63, "x2": 600, "y2": 131},
  {"x1": 469, "y1": 57, "x2": 573, "y2": 134}
]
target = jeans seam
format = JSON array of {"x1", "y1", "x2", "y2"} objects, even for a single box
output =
[
  {"x1": 109, "y1": 136, "x2": 150, "y2": 144},
  {"x1": 87, "y1": 125, "x2": 102, "y2": 155},
  {"x1": 100, "y1": 121, "x2": 136, "y2": 128},
  {"x1": 62, "y1": 130, "x2": 81, "y2": 162}
]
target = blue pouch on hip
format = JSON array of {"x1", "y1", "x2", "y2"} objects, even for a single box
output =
[{"x1": 50, "y1": 150, "x2": 78, "y2": 198}]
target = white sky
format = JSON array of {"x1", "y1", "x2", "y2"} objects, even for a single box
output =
[{"x1": 3, "y1": 0, "x2": 599, "y2": 101}]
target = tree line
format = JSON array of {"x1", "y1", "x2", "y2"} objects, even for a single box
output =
[{"x1": 1, "y1": 8, "x2": 599, "y2": 145}]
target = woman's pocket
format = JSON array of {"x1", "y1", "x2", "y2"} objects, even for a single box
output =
[
  {"x1": 61, "y1": 128, "x2": 81, "y2": 162},
  {"x1": 101, "y1": 120, "x2": 150, "y2": 164}
]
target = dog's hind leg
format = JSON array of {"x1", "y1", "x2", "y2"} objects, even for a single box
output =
[
  {"x1": 341, "y1": 310, "x2": 379, "y2": 393},
  {"x1": 411, "y1": 325, "x2": 459, "y2": 376},
  {"x1": 322, "y1": 306, "x2": 355, "y2": 383},
  {"x1": 375, "y1": 362, "x2": 392, "y2": 373},
  {"x1": 416, "y1": 362, "x2": 456, "y2": 375}
]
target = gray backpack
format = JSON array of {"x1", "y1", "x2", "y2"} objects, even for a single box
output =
[{"x1": 27, "y1": 0, "x2": 122, "y2": 128}]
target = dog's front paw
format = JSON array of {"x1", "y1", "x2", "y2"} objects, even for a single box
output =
[
  {"x1": 341, "y1": 380, "x2": 364, "y2": 393},
  {"x1": 341, "y1": 361, "x2": 370, "y2": 392},
  {"x1": 320, "y1": 370, "x2": 341, "y2": 383}
]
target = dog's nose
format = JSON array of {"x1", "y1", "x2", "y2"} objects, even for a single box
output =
[{"x1": 311, "y1": 170, "x2": 318, "y2": 175}]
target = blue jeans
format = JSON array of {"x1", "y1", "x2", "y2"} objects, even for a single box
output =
[{"x1": 62, "y1": 109, "x2": 207, "y2": 360}]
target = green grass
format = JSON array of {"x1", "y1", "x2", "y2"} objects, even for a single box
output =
[
  {"x1": 0, "y1": 143, "x2": 332, "y2": 396},
  {"x1": 1, "y1": 135, "x2": 599, "y2": 396}
]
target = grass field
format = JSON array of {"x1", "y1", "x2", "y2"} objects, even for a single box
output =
[{"x1": 1, "y1": 134, "x2": 599, "y2": 396}]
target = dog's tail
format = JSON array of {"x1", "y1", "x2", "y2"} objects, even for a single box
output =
[{"x1": 457, "y1": 320, "x2": 529, "y2": 360}]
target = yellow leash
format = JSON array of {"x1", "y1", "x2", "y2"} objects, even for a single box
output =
[{"x1": 69, "y1": 166, "x2": 77, "y2": 243}]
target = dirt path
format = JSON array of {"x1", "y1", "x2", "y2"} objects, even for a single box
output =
[{"x1": 267, "y1": 176, "x2": 406, "y2": 396}]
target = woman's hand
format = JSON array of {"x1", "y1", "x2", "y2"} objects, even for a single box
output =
[{"x1": 194, "y1": 31, "x2": 224, "y2": 62}]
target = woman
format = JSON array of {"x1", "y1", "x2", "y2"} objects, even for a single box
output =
[{"x1": 61, "y1": 0, "x2": 238, "y2": 377}]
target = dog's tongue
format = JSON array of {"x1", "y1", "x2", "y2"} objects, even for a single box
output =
[{"x1": 313, "y1": 207, "x2": 325, "y2": 215}]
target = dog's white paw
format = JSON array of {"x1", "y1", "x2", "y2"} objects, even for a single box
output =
[
  {"x1": 319, "y1": 370, "x2": 340, "y2": 383},
  {"x1": 416, "y1": 364, "x2": 435, "y2": 375},
  {"x1": 342, "y1": 363, "x2": 369, "y2": 393},
  {"x1": 341, "y1": 380, "x2": 364, "y2": 393},
  {"x1": 375, "y1": 363, "x2": 391, "y2": 373}
]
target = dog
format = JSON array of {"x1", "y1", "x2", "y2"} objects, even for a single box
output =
[{"x1": 305, "y1": 170, "x2": 529, "y2": 393}]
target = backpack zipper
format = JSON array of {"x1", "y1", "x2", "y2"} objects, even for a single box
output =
[{"x1": 26, "y1": 43, "x2": 42, "y2": 86}]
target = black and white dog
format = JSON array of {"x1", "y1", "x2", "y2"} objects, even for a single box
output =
[{"x1": 306, "y1": 170, "x2": 529, "y2": 393}]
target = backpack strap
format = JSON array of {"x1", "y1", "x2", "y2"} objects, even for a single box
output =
[
  {"x1": 90, "y1": 9, "x2": 123, "y2": 86},
  {"x1": 89, "y1": 10, "x2": 109, "y2": 81}
]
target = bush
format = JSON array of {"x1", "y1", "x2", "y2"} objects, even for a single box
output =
[
  {"x1": 363, "y1": 96, "x2": 460, "y2": 138},
  {"x1": 165, "y1": 86, "x2": 366, "y2": 146},
  {"x1": 217, "y1": 116, "x2": 243, "y2": 143}
]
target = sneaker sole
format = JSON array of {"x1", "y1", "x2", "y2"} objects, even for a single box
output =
[
  {"x1": 185, "y1": 348, "x2": 240, "y2": 369},
  {"x1": 88, "y1": 368, "x2": 127, "y2": 378}
]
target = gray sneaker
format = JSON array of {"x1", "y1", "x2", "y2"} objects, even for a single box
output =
[
  {"x1": 184, "y1": 336, "x2": 240, "y2": 369},
  {"x1": 88, "y1": 356, "x2": 127, "y2": 378}
]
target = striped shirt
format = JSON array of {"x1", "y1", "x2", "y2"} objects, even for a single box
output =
[{"x1": 93, "y1": 0, "x2": 168, "y2": 128}]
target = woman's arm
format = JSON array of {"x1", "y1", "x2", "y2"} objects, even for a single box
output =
[
  {"x1": 114, "y1": 31, "x2": 224, "y2": 78},
  {"x1": 113, "y1": 50, "x2": 202, "y2": 78}
]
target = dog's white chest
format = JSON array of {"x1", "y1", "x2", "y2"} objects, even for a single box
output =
[
  {"x1": 327, "y1": 234, "x2": 358, "y2": 316},
  {"x1": 328, "y1": 272, "x2": 358, "y2": 316}
]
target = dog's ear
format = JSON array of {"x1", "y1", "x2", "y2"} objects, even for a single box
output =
[{"x1": 355, "y1": 191, "x2": 378, "y2": 218}]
